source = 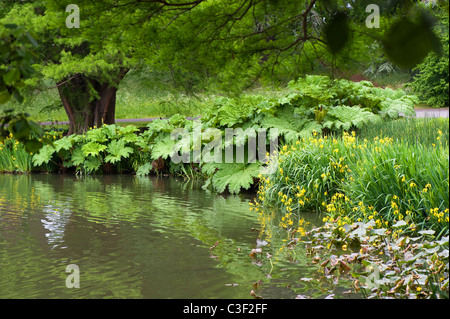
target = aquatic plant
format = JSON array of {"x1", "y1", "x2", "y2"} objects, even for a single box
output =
[
  {"x1": 254, "y1": 128, "x2": 449, "y2": 237},
  {"x1": 0, "y1": 133, "x2": 32, "y2": 173},
  {"x1": 251, "y1": 122, "x2": 448, "y2": 299}
]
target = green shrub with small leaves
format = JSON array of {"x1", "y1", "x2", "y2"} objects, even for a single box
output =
[{"x1": 409, "y1": 11, "x2": 449, "y2": 108}]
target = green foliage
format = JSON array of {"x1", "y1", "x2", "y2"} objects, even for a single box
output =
[
  {"x1": 196, "y1": 75, "x2": 417, "y2": 193},
  {"x1": 409, "y1": 10, "x2": 449, "y2": 107},
  {"x1": 0, "y1": 22, "x2": 49, "y2": 153},
  {"x1": 31, "y1": 144, "x2": 54, "y2": 167},
  {"x1": 324, "y1": 105, "x2": 382, "y2": 131},
  {"x1": 135, "y1": 162, "x2": 153, "y2": 176},
  {"x1": 382, "y1": 9, "x2": 443, "y2": 69},
  {"x1": 207, "y1": 162, "x2": 261, "y2": 194},
  {"x1": 324, "y1": 11, "x2": 350, "y2": 55},
  {"x1": 150, "y1": 135, "x2": 178, "y2": 160},
  {"x1": 30, "y1": 124, "x2": 143, "y2": 174},
  {"x1": 256, "y1": 124, "x2": 449, "y2": 236},
  {"x1": 0, "y1": 22, "x2": 37, "y2": 104},
  {"x1": 286, "y1": 76, "x2": 417, "y2": 121},
  {"x1": 215, "y1": 96, "x2": 263, "y2": 128},
  {"x1": 82, "y1": 141, "x2": 107, "y2": 157},
  {"x1": 342, "y1": 140, "x2": 449, "y2": 236},
  {"x1": 1, "y1": 0, "x2": 442, "y2": 134},
  {"x1": 358, "y1": 117, "x2": 449, "y2": 146},
  {"x1": 1, "y1": 76, "x2": 421, "y2": 196},
  {"x1": 105, "y1": 139, "x2": 134, "y2": 164},
  {"x1": 0, "y1": 134, "x2": 32, "y2": 172},
  {"x1": 53, "y1": 135, "x2": 73, "y2": 152},
  {"x1": 261, "y1": 105, "x2": 322, "y2": 143},
  {"x1": 0, "y1": 111, "x2": 49, "y2": 153},
  {"x1": 306, "y1": 220, "x2": 449, "y2": 299},
  {"x1": 255, "y1": 118, "x2": 449, "y2": 299}
]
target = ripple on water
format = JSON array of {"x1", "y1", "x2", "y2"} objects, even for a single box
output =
[{"x1": 0, "y1": 175, "x2": 261, "y2": 298}]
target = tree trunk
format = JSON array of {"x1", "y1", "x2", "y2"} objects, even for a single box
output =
[{"x1": 57, "y1": 68, "x2": 129, "y2": 135}]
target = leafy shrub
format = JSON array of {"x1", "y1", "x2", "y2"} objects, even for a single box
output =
[
  {"x1": 409, "y1": 12, "x2": 449, "y2": 107},
  {"x1": 32, "y1": 124, "x2": 142, "y2": 174},
  {"x1": 1, "y1": 75, "x2": 420, "y2": 195}
]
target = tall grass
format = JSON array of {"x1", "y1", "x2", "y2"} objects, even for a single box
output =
[
  {"x1": 342, "y1": 137, "x2": 449, "y2": 237},
  {"x1": 255, "y1": 128, "x2": 449, "y2": 237},
  {"x1": 357, "y1": 117, "x2": 449, "y2": 146},
  {"x1": 0, "y1": 135, "x2": 33, "y2": 173}
]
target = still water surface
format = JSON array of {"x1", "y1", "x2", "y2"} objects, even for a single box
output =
[{"x1": 0, "y1": 174, "x2": 353, "y2": 299}]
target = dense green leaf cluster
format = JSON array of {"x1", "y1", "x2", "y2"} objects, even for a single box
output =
[
  {"x1": 4, "y1": 75, "x2": 417, "y2": 195},
  {"x1": 0, "y1": 23, "x2": 37, "y2": 104},
  {"x1": 0, "y1": 22, "x2": 50, "y2": 152},
  {"x1": 409, "y1": 8, "x2": 449, "y2": 107},
  {"x1": 31, "y1": 124, "x2": 141, "y2": 174}
]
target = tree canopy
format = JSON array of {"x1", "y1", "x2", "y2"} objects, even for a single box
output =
[{"x1": 1, "y1": 0, "x2": 447, "y2": 137}]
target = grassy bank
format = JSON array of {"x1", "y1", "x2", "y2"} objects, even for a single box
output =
[
  {"x1": 4, "y1": 70, "x2": 284, "y2": 123},
  {"x1": 1, "y1": 76, "x2": 419, "y2": 195},
  {"x1": 252, "y1": 118, "x2": 449, "y2": 299},
  {"x1": 254, "y1": 120, "x2": 449, "y2": 236},
  {"x1": 2, "y1": 86, "x2": 448, "y2": 298}
]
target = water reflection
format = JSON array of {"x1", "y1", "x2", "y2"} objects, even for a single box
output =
[
  {"x1": 0, "y1": 174, "x2": 355, "y2": 299},
  {"x1": 0, "y1": 174, "x2": 262, "y2": 298}
]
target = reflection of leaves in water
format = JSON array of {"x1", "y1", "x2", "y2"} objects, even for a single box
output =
[
  {"x1": 1, "y1": 174, "x2": 276, "y2": 297},
  {"x1": 5, "y1": 174, "x2": 265, "y2": 280}
]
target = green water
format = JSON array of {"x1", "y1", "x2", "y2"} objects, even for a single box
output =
[{"x1": 0, "y1": 174, "x2": 354, "y2": 299}]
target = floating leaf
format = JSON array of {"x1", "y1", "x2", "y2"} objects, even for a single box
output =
[
  {"x1": 418, "y1": 229, "x2": 435, "y2": 236},
  {"x1": 339, "y1": 260, "x2": 352, "y2": 274},
  {"x1": 392, "y1": 220, "x2": 407, "y2": 228}
]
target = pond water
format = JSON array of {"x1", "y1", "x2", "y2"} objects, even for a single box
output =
[{"x1": 0, "y1": 174, "x2": 355, "y2": 299}]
